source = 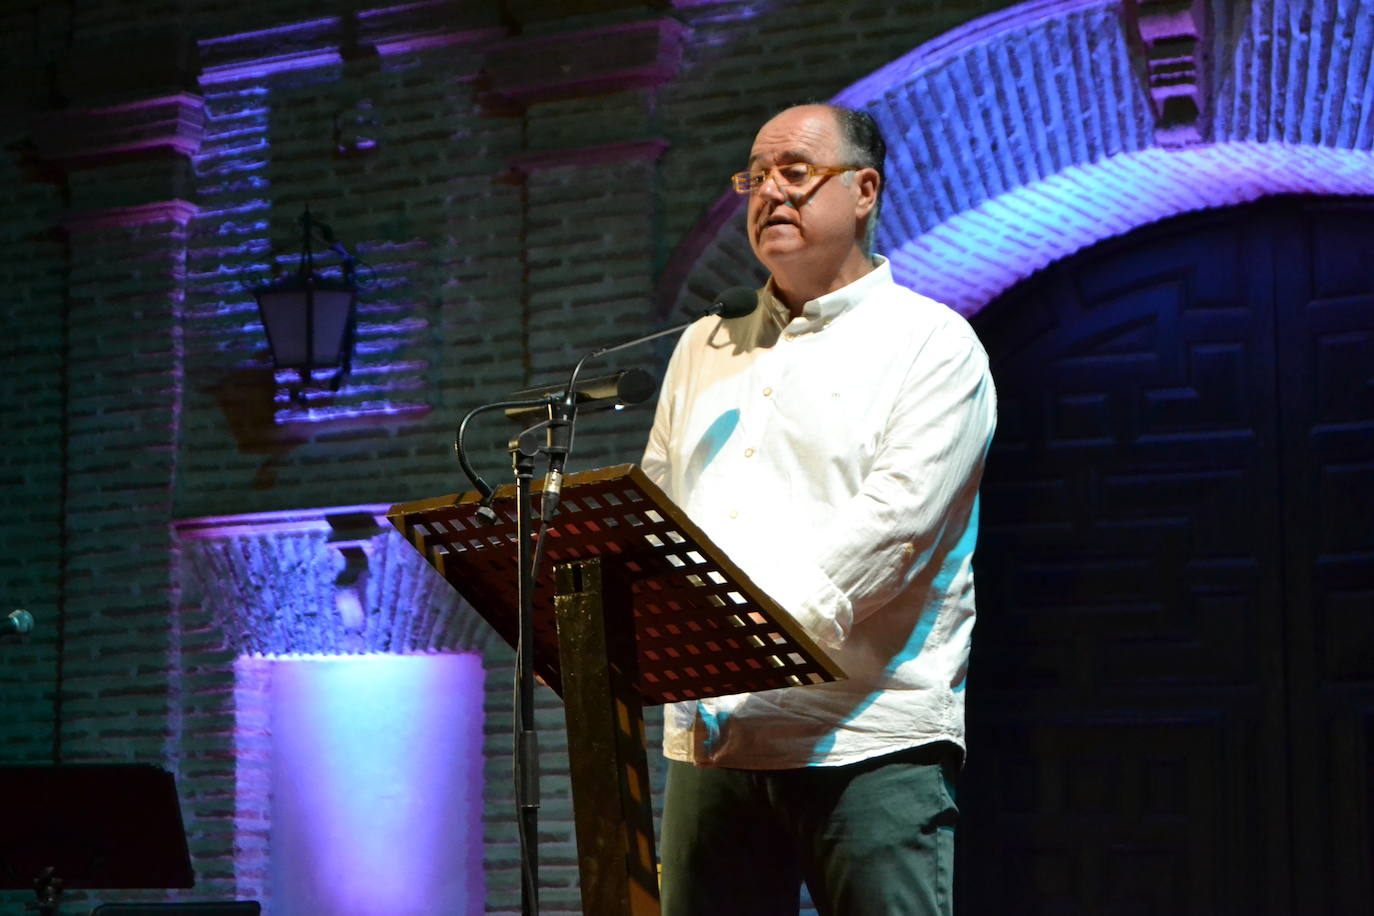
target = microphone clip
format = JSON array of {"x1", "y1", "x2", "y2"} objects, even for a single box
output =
[{"x1": 539, "y1": 396, "x2": 574, "y2": 524}]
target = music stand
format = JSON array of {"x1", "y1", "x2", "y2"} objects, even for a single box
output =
[
  {"x1": 0, "y1": 764, "x2": 194, "y2": 916},
  {"x1": 389, "y1": 464, "x2": 845, "y2": 915}
]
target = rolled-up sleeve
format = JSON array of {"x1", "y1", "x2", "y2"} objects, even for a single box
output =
[{"x1": 749, "y1": 334, "x2": 996, "y2": 648}]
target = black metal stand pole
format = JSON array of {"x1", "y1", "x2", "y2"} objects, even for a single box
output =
[{"x1": 512, "y1": 436, "x2": 542, "y2": 916}]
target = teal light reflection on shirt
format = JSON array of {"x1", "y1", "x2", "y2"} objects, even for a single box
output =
[
  {"x1": 685, "y1": 409, "x2": 740, "y2": 484},
  {"x1": 813, "y1": 497, "x2": 982, "y2": 752}
]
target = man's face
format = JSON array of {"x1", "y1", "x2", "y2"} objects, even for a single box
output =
[{"x1": 745, "y1": 106, "x2": 868, "y2": 278}]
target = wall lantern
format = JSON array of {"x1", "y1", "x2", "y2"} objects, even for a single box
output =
[{"x1": 254, "y1": 207, "x2": 359, "y2": 396}]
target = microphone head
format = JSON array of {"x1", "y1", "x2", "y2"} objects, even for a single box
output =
[
  {"x1": 614, "y1": 367, "x2": 657, "y2": 407},
  {"x1": 503, "y1": 368, "x2": 657, "y2": 422},
  {"x1": 707, "y1": 286, "x2": 758, "y2": 320},
  {"x1": 8, "y1": 609, "x2": 33, "y2": 635}
]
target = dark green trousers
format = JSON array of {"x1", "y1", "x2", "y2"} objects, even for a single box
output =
[{"x1": 659, "y1": 743, "x2": 960, "y2": 916}]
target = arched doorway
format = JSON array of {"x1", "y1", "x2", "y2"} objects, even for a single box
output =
[
  {"x1": 962, "y1": 195, "x2": 1374, "y2": 915},
  {"x1": 662, "y1": 0, "x2": 1374, "y2": 322}
]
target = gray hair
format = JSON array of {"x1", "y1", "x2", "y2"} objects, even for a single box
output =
[{"x1": 830, "y1": 105, "x2": 886, "y2": 257}]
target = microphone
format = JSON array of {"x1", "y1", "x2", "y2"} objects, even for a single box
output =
[
  {"x1": 533, "y1": 288, "x2": 755, "y2": 521},
  {"x1": 4, "y1": 609, "x2": 34, "y2": 637},
  {"x1": 492, "y1": 288, "x2": 755, "y2": 424},
  {"x1": 505, "y1": 369, "x2": 656, "y2": 523},
  {"x1": 490, "y1": 286, "x2": 759, "y2": 525},
  {"x1": 503, "y1": 368, "x2": 656, "y2": 423},
  {"x1": 701, "y1": 286, "x2": 757, "y2": 320}
]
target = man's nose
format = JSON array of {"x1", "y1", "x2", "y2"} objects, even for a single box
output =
[{"x1": 755, "y1": 171, "x2": 787, "y2": 202}]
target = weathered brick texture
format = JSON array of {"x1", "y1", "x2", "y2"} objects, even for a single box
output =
[
  {"x1": 22, "y1": 0, "x2": 1368, "y2": 913},
  {"x1": 0, "y1": 159, "x2": 66, "y2": 766},
  {"x1": 0, "y1": 1, "x2": 1045, "y2": 912}
]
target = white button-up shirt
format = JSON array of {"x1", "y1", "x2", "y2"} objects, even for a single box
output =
[{"x1": 642, "y1": 257, "x2": 997, "y2": 768}]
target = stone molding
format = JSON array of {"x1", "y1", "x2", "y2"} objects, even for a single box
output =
[
  {"x1": 32, "y1": 92, "x2": 207, "y2": 163},
  {"x1": 1124, "y1": 0, "x2": 1210, "y2": 147},
  {"x1": 62, "y1": 199, "x2": 201, "y2": 233},
  {"x1": 175, "y1": 504, "x2": 493, "y2": 656},
  {"x1": 198, "y1": 5, "x2": 506, "y2": 85},
  {"x1": 361, "y1": 1, "x2": 508, "y2": 57}
]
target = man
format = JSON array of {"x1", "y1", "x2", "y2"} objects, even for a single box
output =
[{"x1": 641, "y1": 104, "x2": 997, "y2": 916}]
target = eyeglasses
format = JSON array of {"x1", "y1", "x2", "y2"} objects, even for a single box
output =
[{"x1": 731, "y1": 163, "x2": 858, "y2": 195}]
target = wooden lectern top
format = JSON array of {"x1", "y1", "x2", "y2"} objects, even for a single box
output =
[{"x1": 388, "y1": 464, "x2": 844, "y2": 705}]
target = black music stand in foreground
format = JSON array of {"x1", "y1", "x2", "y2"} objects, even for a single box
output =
[
  {"x1": 390, "y1": 464, "x2": 846, "y2": 916},
  {"x1": 0, "y1": 764, "x2": 194, "y2": 916}
]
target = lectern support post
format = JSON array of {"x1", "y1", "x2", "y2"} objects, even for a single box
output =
[{"x1": 553, "y1": 557, "x2": 659, "y2": 916}]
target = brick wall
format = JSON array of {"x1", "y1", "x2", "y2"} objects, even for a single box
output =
[
  {"x1": 0, "y1": 129, "x2": 67, "y2": 767},
  {"x1": 0, "y1": 0, "x2": 1145, "y2": 913},
  {"x1": 674, "y1": 0, "x2": 1374, "y2": 319},
  {"x1": 22, "y1": 0, "x2": 1370, "y2": 909}
]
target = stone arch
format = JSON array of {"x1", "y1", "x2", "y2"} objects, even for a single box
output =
[{"x1": 664, "y1": 0, "x2": 1374, "y2": 317}]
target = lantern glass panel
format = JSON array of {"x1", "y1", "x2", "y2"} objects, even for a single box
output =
[{"x1": 256, "y1": 286, "x2": 356, "y2": 369}]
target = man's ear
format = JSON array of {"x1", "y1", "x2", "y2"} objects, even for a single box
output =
[{"x1": 853, "y1": 167, "x2": 880, "y2": 219}]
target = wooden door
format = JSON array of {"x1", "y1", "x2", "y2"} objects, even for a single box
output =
[{"x1": 961, "y1": 197, "x2": 1374, "y2": 915}]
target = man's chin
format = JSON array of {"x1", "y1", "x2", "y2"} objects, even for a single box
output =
[
  {"x1": 752, "y1": 237, "x2": 806, "y2": 270},
  {"x1": 757, "y1": 222, "x2": 801, "y2": 242}
]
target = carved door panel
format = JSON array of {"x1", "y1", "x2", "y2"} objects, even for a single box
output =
[
  {"x1": 1273, "y1": 202, "x2": 1374, "y2": 915},
  {"x1": 961, "y1": 198, "x2": 1374, "y2": 915}
]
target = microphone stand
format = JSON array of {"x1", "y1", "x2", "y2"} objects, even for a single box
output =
[
  {"x1": 539, "y1": 319, "x2": 707, "y2": 523},
  {"x1": 509, "y1": 323, "x2": 710, "y2": 916},
  {"x1": 510, "y1": 419, "x2": 546, "y2": 916},
  {"x1": 452, "y1": 396, "x2": 557, "y2": 916},
  {"x1": 453, "y1": 295, "x2": 750, "y2": 916}
]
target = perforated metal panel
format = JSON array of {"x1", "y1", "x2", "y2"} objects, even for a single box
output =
[{"x1": 388, "y1": 464, "x2": 844, "y2": 705}]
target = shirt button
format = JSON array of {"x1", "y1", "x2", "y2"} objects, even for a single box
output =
[
  {"x1": 744, "y1": 448, "x2": 755, "y2": 458},
  {"x1": 762, "y1": 387, "x2": 772, "y2": 397}
]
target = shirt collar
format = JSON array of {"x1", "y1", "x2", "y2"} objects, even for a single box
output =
[{"x1": 762, "y1": 255, "x2": 894, "y2": 329}]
